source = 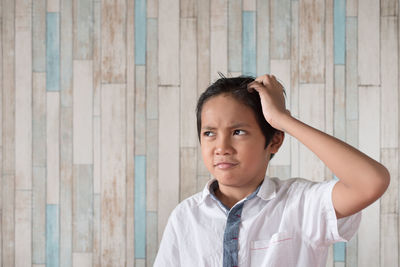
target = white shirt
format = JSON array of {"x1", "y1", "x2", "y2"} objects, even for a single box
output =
[{"x1": 154, "y1": 176, "x2": 362, "y2": 267}]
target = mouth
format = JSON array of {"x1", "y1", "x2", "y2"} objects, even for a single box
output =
[{"x1": 214, "y1": 162, "x2": 239, "y2": 170}]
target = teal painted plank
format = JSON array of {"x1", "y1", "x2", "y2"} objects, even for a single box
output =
[
  {"x1": 228, "y1": 0, "x2": 242, "y2": 72},
  {"x1": 334, "y1": 65, "x2": 346, "y2": 140},
  {"x1": 270, "y1": 0, "x2": 291, "y2": 59},
  {"x1": 134, "y1": 155, "x2": 146, "y2": 258},
  {"x1": 334, "y1": 0, "x2": 346, "y2": 64},
  {"x1": 46, "y1": 204, "x2": 60, "y2": 267},
  {"x1": 242, "y1": 11, "x2": 256, "y2": 76},
  {"x1": 33, "y1": 0, "x2": 46, "y2": 72},
  {"x1": 46, "y1": 12, "x2": 60, "y2": 91},
  {"x1": 334, "y1": 242, "x2": 346, "y2": 261},
  {"x1": 74, "y1": 0, "x2": 93, "y2": 59},
  {"x1": 135, "y1": 0, "x2": 146, "y2": 64}
]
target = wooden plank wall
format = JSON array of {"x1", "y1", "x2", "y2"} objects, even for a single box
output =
[{"x1": 1, "y1": 0, "x2": 399, "y2": 266}]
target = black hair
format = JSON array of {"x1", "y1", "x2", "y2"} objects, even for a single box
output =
[{"x1": 196, "y1": 73, "x2": 285, "y2": 159}]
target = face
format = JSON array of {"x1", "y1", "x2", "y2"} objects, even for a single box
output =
[{"x1": 200, "y1": 94, "x2": 281, "y2": 190}]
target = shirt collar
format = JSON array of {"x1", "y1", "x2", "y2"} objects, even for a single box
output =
[{"x1": 200, "y1": 175, "x2": 277, "y2": 204}]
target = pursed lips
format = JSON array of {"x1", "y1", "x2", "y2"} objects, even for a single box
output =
[{"x1": 214, "y1": 162, "x2": 239, "y2": 169}]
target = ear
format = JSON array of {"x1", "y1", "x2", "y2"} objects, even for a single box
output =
[{"x1": 269, "y1": 131, "x2": 285, "y2": 153}]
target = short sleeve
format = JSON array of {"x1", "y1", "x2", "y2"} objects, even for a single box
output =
[
  {"x1": 300, "y1": 179, "x2": 362, "y2": 247},
  {"x1": 153, "y1": 210, "x2": 181, "y2": 266}
]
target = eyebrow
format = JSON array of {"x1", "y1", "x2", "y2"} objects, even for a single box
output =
[{"x1": 201, "y1": 122, "x2": 251, "y2": 130}]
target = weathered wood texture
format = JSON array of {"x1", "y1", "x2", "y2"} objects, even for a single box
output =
[{"x1": 3, "y1": 1, "x2": 399, "y2": 266}]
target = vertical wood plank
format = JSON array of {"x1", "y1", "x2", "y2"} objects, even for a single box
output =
[
  {"x1": 346, "y1": 17, "x2": 358, "y2": 121},
  {"x1": 73, "y1": 60, "x2": 93, "y2": 164},
  {"x1": 358, "y1": 86, "x2": 380, "y2": 267},
  {"x1": 33, "y1": 167, "x2": 46, "y2": 264},
  {"x1": 180, "y1": 148, "x2": 197, "y2": 200},
  {"x1": 100, "y1": 84, "x2": 126, "y2": 266},
  {"x1": 93, "y1": 116, "x2": 100, "y2": 194},
  {"x1": 256, "y1": 0, "x2": 270, "y2": 76},
  {"x1": 33, "y1": 0, "x2": 46, "y2": 72},
  {"x1": 101, "y1": 0, "x2": 126, "y2": 83},
  {"x1": 146, "y1": 119, "x2": 158, "y2": 211},
  {"x1": 134, "y1": 156, "x2": 146, "y2": 260},
  {"x1": 228, "y1": 0, "x2": 242, "y2": 73},
  {"x1": 147, "y1": 0, "x2": 158, "y2": 18},
  {"x1": 242, "y1": 11, "x2": 256, "y2": 76},
  {"x1": 73, "y1": 252, "x2": 93, "y2": 267},
  {"x1": 146, "y1": 18, "x2": 158, "y2": 120},
  {"x1": 197, "y1": 0, "x2": 211, "y2": 177},
  {"x1": 47, "y1": 92, "x2": 60, "y2": 204},
  {"x1": 333, "y1": 0, "x2": 345, "y2": 65},
  {"x1": 381, "y1": 0, "x2": 398, "y2": 16},
  {"x1": 298, "y1": 84, "x2": 325, "y2": 181},
  {"x1": 270, "y1": 60, "x2": 291, "y2": 166},
  {"x1": 72, "y1": 165, "x2": 93, "y2": 252},
  {"x1": 93, "y1": 1, "x2": 101, "y2": 115},
  {"x1": 46, "y1": 204, "x2": 60, "y2": 267},
  {"x1": 73, "y1": 0, "x2": 93, "y2": 59},
  {"x1": 15, "y1": 190, "x2": 32, "y2": 267},
  {"x1": 256, "y1": 0, "x2": 270, "y2": 75},
  {"x1": 93, "y1": 194, "x2": 100, "y2": 267},
  {"x1": 146, "y1": 211, "x2": 158, "y2": 267},
  {"x1": 32, "y1": 72, "x2": 46, "y2": 265},
  {"x1": 380, "y1": 148, "x2": 398, "y2": 267},
  {"x1": 381, "y1": 16, "x2": 398, "y2": 148},
  {"x1": 243, "y1": 0, "x2": 255, "y2": 10},
  {"x1": 135, "y1": 0, "x2": 146, "y2": 65},
  {"x1": 180, "y1": 18, "x2": 198, "y2": 147},
  {"x1": 60, "y1": 0, "x2": 73, "y2": 108},
  {"x1": 158, "y1": 86, "x2": 180, "y2": 242},
  {"x1": 346, "y1": 0, "x2": 357, "y2": 16},
  {"x1": 334, "y1": 65, "x2": 346, "y2": 140},
  {"x1": 325, "y1": 0, "x2": 334, "y2": 136},
  {"x1": 60, "y1": 106, "x2": 73, "y2": 267},
  {"x1": 46, "y1": 12, "x2": 60, "y2": 91},
  {"x1": 135, "y1": 66, "x2": 146, "y2": 154},
  {"x1": 33, "y1": 72, "x2": 46, "y2": 167},
  {"x1": 47, "y1": 0, "x2": 59, "y2": 12},
  {"x1": 158, "y1": 0, "x2": 179, "y2": 85},
  {"x1": 210, "y1": 0, "x2": 228, "y2": 81},
  {"x1": 299, "y1": 0, "x2": 325, "y2": 83},
  {"x1": 270, "y1": 0, "x2": 291, "y2": 59},
  {"x1": 358, "y1": 0, "x2": 380, "y2": 85},
  {"x1": 180, "y1": 0, "x2": 196, "y2": 17},
  {"x1": 290, "y1": 0, "x2": 299, "y2": 177},
  {"x1": 126, "y1": 1, "x2": 135, "y2": 265}
]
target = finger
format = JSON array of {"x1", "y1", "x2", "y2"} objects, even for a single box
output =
[{"x1": 247, "y1": 81, "x2": 267, "y2": 94}]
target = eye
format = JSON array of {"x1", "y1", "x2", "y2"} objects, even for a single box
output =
[
  {"x1": 233, "y1": 129, "x2": 246, "y2": 135},
  {"x1": 203, "y1": 131, "x2": 215, "y2": 137}
]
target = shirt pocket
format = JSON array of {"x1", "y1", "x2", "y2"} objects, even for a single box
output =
[{"x1": 250, "y1": 232, "x2": 295, "y2": 267}]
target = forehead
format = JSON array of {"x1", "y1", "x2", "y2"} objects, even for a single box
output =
[{"x1": 201, "y1": 94, "x2": 258, "y2": 128}]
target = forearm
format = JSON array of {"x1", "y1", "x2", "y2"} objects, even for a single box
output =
[{"x1": 279, "y1": 114, "x2": 390, "y2": 196}]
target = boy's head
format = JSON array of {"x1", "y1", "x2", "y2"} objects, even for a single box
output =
[
  {"x1": 196, "y1": 74, "x2": 285, "y2": 188},
  {"x1": 196, "y1": 75, "x2": 282, "y2": 159}
]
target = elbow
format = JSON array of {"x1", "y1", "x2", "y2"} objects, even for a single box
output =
[{"x1": 366, "y1": 165, "x2": 391, "y2": 201}]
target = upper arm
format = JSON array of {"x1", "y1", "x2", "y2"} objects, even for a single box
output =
[{"x1": 332, "y1": 173, "x2": 390, "y2": 219}]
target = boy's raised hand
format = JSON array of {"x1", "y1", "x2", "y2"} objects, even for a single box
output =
[{"x1": 247, "y1": 74, "x2": 290, "y2": 131}]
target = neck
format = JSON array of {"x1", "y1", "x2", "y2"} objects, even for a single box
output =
[{"x1": 215, "y1": 179, "x2": 263, "y2": 210}]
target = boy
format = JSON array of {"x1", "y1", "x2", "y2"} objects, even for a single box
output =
[{"x1": 154, "y1": 74, "x2": 390, "y2": 266}]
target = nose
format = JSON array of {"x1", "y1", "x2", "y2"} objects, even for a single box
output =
[{"x1": 215, "y1": 135, "x2": 234, "y2": 155}]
